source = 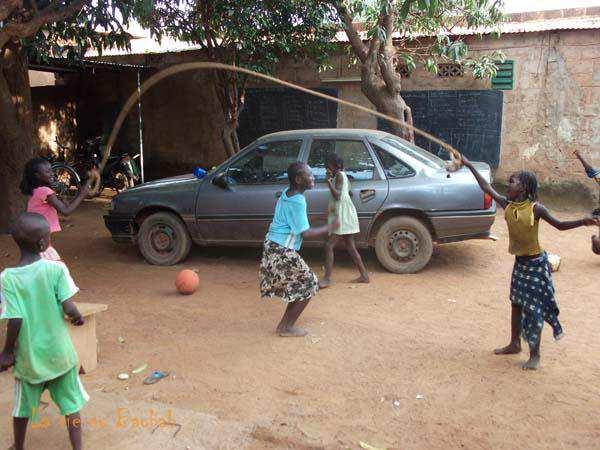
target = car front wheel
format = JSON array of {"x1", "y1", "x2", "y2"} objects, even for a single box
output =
[
  {"x1": 374, "y1": 216, "x2": 433, "y2": 274},
  {"x1": 138, "y1": 212, "x2": 192, "y2": 266}
]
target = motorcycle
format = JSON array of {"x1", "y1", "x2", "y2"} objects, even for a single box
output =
[
  {"x1": 47, "y1": 144, "x2": 81, "y2": 202},
  {"x1": 69, "y1": 137, "x2": 141, "y2": 197}
]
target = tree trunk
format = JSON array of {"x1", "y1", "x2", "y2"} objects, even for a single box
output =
[
  {"x1": 0, "y1": 44, "x2": 34, "y2": 233},
  {"x1": 366, "y1": 88, "x2": 415, "y2": 143},
  {"x1": 221, "y1": 119, "x2": 239, "y2": 158},
  {"x1": 359, "y1": 63, "x2": 415, "y2": 143}
]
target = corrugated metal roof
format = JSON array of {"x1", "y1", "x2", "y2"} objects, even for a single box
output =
[
  {"x1": 29, "y1": 56, "x2": 149, "y2": 72},
  {"x1": 334, "y1": 15, "x2": 600, "y2": 41}
]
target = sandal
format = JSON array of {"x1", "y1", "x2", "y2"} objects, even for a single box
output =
[{"x1": 143, "y1": 370, "x2": 170, "y2": 385}]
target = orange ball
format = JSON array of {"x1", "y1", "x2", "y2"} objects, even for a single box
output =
[{"x1": 175, "y1": 269, "x2": 199, "y2": 295}]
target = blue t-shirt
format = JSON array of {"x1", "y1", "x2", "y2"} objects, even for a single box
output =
[{"x1": 266, "y1": 189, "x2": 310, "y2": 250}]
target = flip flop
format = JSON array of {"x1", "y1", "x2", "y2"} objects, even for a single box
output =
[{"x1": 143, "y1": 370, "x2": 170, "y2": 385}]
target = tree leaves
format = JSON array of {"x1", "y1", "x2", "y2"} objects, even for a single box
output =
[{"x1": 399, "y1": 0, "x2": 413, "y2": 19}]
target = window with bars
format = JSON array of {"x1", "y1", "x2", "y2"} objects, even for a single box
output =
[
  {"x1": 437, "y1": 63, "x2": 464, "y2": 77},
  {"x1": 491, "y1": 60, "x2": 514, "y2": 90}
]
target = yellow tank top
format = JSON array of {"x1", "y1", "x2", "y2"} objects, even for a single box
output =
[{"x1": 505, "y1": 200, "x2": 543, "y2": 256}]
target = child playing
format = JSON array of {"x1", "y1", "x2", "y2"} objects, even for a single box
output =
[
  {"x1": 573, "y1": 150, "x2": 600, "y2": 216},
  {"x1": 319, "y1": 153, "x2": 369, "y2": 288},
  {"x1": 260, "y1": 162, "x2": 339, "y2": 337},
  {"x1": 20, "y1": 157, "x2": 93, "y2": 261},
  {"x1": 0, "y1": 212, "x2": 87, "y2": 450},
  {"x1": 573, "y1": 150, "x2": 600, "y2": 253},
  {"x1": 462, "y1": 156, "x2": 599, "y2": 370}
]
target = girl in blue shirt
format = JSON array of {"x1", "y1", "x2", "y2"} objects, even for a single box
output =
[{"x1": 260, "y1": 162, "x2": 338, "y2": 337}]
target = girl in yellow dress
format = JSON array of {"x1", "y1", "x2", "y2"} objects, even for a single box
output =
[{"x1": 319, "y1": 153, "x2": 369, "y2": 288}]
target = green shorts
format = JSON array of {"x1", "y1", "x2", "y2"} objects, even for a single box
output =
[{"x1": 13, "y1": 366, "x2": 89, "y2": 421}]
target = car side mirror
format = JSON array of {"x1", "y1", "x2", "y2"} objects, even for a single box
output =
[{"x1": 212, "y1": 173, "x2": 231, "y2": 190}]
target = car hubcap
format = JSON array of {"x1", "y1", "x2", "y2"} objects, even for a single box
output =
[
  {"x1": 150, "y1": 225, "x2": 176, "y2": 254},
  {"x1": 388, "y1": 230, "x2": 419, "y2": 262}
]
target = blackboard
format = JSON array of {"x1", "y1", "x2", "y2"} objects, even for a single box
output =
[
  {"x1": 238, "y1": 87, "x2": 338, "y2": 147},
  {"x1": 377, "y1": 90, "x2": 503, "y2": 168}
]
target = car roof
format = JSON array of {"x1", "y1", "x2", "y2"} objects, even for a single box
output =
[{"x1": 256, "y1": 128, "x2": 392, "y2": 141}]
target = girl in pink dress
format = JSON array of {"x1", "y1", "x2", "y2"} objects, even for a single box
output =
[{"x1": 20, "y1": 158, "x2": 92, "y2": 260}]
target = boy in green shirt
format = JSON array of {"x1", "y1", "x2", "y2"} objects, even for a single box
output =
[{"x1": 0, "y1": 213, "x2": 88, "y2": 450}]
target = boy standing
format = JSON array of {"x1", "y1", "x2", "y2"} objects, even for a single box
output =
[{"x1": 0, "y1": 213, "x2": 88, "y2": 450}]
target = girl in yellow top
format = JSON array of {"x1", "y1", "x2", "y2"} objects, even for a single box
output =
[{"x1": 462, "y1": 156, "x2": 599, "y2": 370}]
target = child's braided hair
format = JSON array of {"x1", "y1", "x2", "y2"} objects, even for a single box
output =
[
  {"x1": 20, "y1": 157, "x2": 49, "y2": 196},
  {"x1": 513, "y1": 170, "x2": 538, "y2": 202}
]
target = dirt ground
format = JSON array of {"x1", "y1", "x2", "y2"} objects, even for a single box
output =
[{"x1": 1, "y1": 197, "x2": 600, "y2": 449}]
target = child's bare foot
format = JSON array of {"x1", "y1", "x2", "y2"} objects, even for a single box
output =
[
  {"x1": 493, "y1": 343, "x2": 521, "y2": 355},
  {"x1": 277, "y1": 326, "x2": 307, "y2": 337},
  {"x1": 351, "y1": 275, "x2": 370, "y2": 284},
  {"x1": 318, "y1": 278, "x2": 332, "y2": 289},
  {"x1": 522, "y1": 356, "x2": 540, "y2": 370}
]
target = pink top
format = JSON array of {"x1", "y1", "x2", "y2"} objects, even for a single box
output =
[{"x1": 27, "y1": 187, "x2": 61, "y2": 233}]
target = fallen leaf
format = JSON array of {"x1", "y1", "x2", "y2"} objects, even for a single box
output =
[
  {"x1": 132, "y1": 363, "x2": 148, "y2": 374},
  {"x1": 360, "y1": 442, "x2": 386, "y2": 450}
]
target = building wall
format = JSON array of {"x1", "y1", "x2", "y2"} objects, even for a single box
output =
[
  {"x1": 31, "y1": 85, "x2": 78, "y2": 158},
  {"x1": 296, "y1": 30, "x2": 600, "y2": 199},
  {"x1": 33, "y1": 28, "x2": 600, "y2": 199}
]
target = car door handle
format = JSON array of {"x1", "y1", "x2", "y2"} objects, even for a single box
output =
[
  {"x1": 359, "y1": 189, "x2": 376, "y2": 202},
  {"x1": 276, "y1": 191, "x2": 282, "y2": 198}
]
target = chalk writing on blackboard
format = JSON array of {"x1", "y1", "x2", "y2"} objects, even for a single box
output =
[
  {"x1": 378, "y1": 90, "x2": 503, "y2": 168},
  {"x1": 239, "y1": 88, "x2": 338, "y2": 147}
]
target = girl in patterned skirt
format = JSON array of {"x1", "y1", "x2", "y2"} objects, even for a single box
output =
[
  {"x1": 319, "y1": 153, "x2": 369, "y2": 288},
  {"x1": 260, "y1": 162, "x2": 339, "y2": 337},
  {"x1": 462, "y1": 156, "x2": 599, "y2": 370}
]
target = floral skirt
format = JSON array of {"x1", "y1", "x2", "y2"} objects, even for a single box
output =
[
  {"x1": 510, "y1": 252, "x2": 563, "y2": 346},
  {"x1": 259, "y1": 240, "x2": 318, "y2": 303}
]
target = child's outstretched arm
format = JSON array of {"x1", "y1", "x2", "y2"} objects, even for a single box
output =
[
  {"x1": 47, "y1": 184, "x2": 90, "y2": 217},
  {"x1": 534, "y1": 203, "x2": 600, "y2": 230},
  {"x1": 461, "y1": 156, "x2": 508, "y2": 209},
  {"x1": 62, "y1": 300, "x2": 84, "y2": 326},
  {"x1": 301, "y1": 219, "x2": 340, "y2": 240},
  {"x1": 0, "y1": 319, "x2": 22, "y2": 371},
  {"x1": 573, "y1": 150, "x2": 595, "y2": 174},
  {"x1": 326, "y1": 172, "x2": 343, "y2": 201}
]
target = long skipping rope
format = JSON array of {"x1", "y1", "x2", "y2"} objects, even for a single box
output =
[{"x1": 88, "y1": 61, "x2": 464, "y2": 192}]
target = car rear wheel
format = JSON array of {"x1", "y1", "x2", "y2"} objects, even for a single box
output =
[
  {"x1": 374, "y1": 216, "x2": 433, "y2": 274},
  {"x1": 138, "y1": 212, "x2": 192, "y2": 266}
]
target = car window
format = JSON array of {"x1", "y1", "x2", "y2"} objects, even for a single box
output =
[
  {"x1": 382, "y1": 136, "x2": 445, "y2": 170},
  {"x1": 373, "y1": 145, "x2": 415, "y2": 178},
  {"x1": 226, "y1": 140, "x2": 302, "y2": 184},
  {"x1": 307, "y1": 139, "x2": 375, "y2": 181}
]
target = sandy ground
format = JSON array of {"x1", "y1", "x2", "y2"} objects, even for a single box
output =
[{"x1": 1, "y1": 198, "x2": 600, "y2": 449}]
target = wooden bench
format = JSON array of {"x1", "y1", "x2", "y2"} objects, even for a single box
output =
[{"x1": 66, "y1": 302, "x2": 108, "y2": 374}]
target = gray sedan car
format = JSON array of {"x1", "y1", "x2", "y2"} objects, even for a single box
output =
[{"x1": 104, "y1": 129, "x2": 496, "y2": 273}]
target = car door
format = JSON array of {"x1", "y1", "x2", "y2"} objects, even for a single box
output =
[
  {"x1": 303, "y1": 137, "x2": 389, "y2": 245},
  {"x1": 194, "y1": 138, "x2": 305, "y2": 244}
]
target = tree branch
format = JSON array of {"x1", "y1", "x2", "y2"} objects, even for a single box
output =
[
  {"x1": 336, "y1": 4, "x2": 367, "y2": 63},
  {"x1": 0, "y1": 0, "x2": 87, "y2": 49},
  {"x1": 378, "y1": 3, "x2": 401, "y2": 94}
]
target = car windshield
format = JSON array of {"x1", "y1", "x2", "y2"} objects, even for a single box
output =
[{"x1": 381, "y1": 136, "x2": 445, "y2": 170}]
